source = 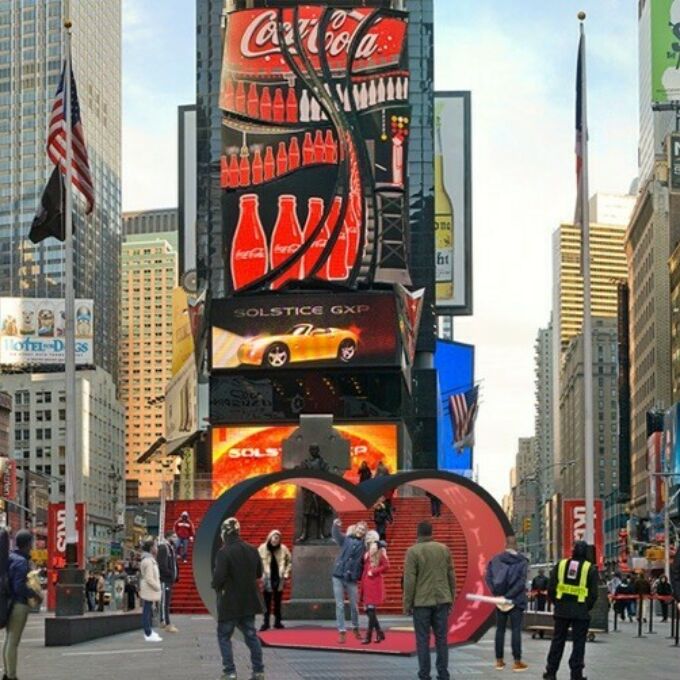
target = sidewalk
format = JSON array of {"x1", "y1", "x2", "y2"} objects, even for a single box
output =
[{"x1": 18, "y1": 612, "x2": 680, "y2": 679}]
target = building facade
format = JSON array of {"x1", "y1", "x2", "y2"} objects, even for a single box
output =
[
  {"x1": 119, "y1": 225, "x2": 178, "y2": 499},
  {"x1": 511, "y1": 437, "x2": 540, "y2": 560},
  {"x1": 0, "y1": 1, "x2": 122, "y2": 378},
  {"x1": 1, "y1": 368, "x2": 125, "y2": 558},
  {"x1": 123, "y1": 209, "x2": 178, "y2": 237}
]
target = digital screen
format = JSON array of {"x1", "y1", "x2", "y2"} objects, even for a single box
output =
[
  {"x1": 210, "y1": 292, "x2": 399, "y2": 371},
  {"x1": 212, "y1": 423, "x2": 398, "y2": 499}
]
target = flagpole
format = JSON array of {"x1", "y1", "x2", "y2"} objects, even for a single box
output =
[{"x1": 578, "y1": 11, "x2": 596, "y2": 549}]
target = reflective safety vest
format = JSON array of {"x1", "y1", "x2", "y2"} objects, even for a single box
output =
[{"x1": 555, "y1": 559, "x2": 591, "y2": 603}]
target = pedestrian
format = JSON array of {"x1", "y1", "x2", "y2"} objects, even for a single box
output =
[
  {"x1": 258, "y1": 529, "x2": 292, "y2": 631},
  {"x1": 85, "y1": 571, "x2": 97, "y2": 612},
  {"x1": 532, "y1": 568, "x2": 549, "y2": 612},
  {"x1": 212, "y1": 517, "x2": 265, "y2": 680},
  {"x1": 633, "y1": 571, "x2": 651, "y2": 623},
  {"x1": 425, "y1": 491, "x2": 442, "y2": 518},
  {"x1": 157, "y1": 531, "x2": 179, "y2": 633},
  {"x1": 174, "y1": 511, "x2": 195, "y2": 563},
  {"x1": 331, "y1": 518, "x2": 367, "y2": 643},
  {"x1": 3, "y1": 530, "x2": 42, "y2": 680},
  {"x1": 358, "y1": 461, "x2": 372, "y2": 484},
  {"x1": 373, "y1": 500, "x2": 392, "y2": 542},
  {"x1": 671, "y1": 547, "x2": 680, "y2": 615},
  {"x1": 485, "y1": 536, "x2": 529, "y2": 672},
  {"x1": 403, "y1": 520, "x2": 456, "y2": 680},
  {"x1": 96, "y1": 571, "x2": 106, "y2": 612},
  {"x1": 374, "y1": 460, "x2": 389, "y2": 477},
  {"x1": 654, "y1": 574, "x2": 672, "y2": 622},
  {"x1": 124, "y1": 574, "x2": 137, "y2": 611},
  {"x1": 360, "y1": 530, "x2": 389, "y2": 644},
  {"x1": 542, "y1": 540, "x2": 599, "y2": 680},
  {"x1": 139, "y1": 537, "x2": 163, "y2": 642}
]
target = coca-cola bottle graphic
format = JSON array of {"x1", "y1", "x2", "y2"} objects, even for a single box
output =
[
  {"x1": 314, "y1": 131, "x2": 325, "y2": 163},
  {"x1": 247, "y1": 83, "x2": 259, "y2": 118},
  {"x1": 260, "y1": 87, "x2": 272, "y2": 121},
  {"x1": 252, "y1": 147, "x2": 263, "y2": 185},
  {"x1": 324, "y1": 130, "x2": 337, "y2": 163},
  {"x1": 228, "y1": 154, "x2": 240, "y2": 187},
  {"x1": 273, "y1": 88, "x2": 285, "y2": 123},
  {"x1": 221, "y1": 77, "x2": 234, "y2": 110},
  {"x1": 220, "y1": 155, "x2": 229, "y2": 188},
  {"x1": 299, "y1": 90, "x2": 310, "y2": 122},
  {"x1": 264, "y1": 146, "x2": 275, "y2": 181},
  {"x1": 276, "y1": 141, "x2": 288, "y2": 176},
  {"x1": 235, "y1": 81, "x2": 246, "y2": 113},
  {"x1": 231, "y1": 194, "x2": 268, "y2": 291},
  {"x1": 270, "y1": 194, "x2": 303, "y2": 289},
  {"x1": 302, "y1": 132, "x2": 315, "y2": 165},
  {"x1": 289, "y1": 137, "x2": 301, "y2": 170},
  {"x1": 239, "y1": 148, "x2": 251, "y2": 186},
  {"x1": 286, "y1": 85, "x2": 298, "y2": 123},
  {"x1": 301, "y1": 197, "x2": 326, "y2": 278},
  {"x1": 326, "y1": 196, "x2": 347, "y2": 280}
]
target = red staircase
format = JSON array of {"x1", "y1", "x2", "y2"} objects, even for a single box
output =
[{"x1": 166, "y1": 498, "x2": 467, "y2": 615}]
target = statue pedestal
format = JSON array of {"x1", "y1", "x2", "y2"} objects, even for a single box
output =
[{"x1": 283, "y1": 543, "x2": 350, "y2": 620}]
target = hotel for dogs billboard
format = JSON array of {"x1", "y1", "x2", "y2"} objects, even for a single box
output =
[
  {"x1": 0, "y1": 297, "x2": 93, "y2": 366},
  {"x1": 220, "y1": 2, "x2": 412, "y2": 293}
]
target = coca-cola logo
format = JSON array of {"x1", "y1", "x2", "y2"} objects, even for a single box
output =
[
  {"x1": 234, "y1": 247, "x2": 266, "y2": 260},
  {"x1": 273, "y1": 243, "x2": 300, "y2": 256},
  {"x1": 240, "y1": 9, "x2": 378, "y2": 61}
]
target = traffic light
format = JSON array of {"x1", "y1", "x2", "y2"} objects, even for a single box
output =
[{"x1": 523, "y1": 517, "x2": 532, "y2": 533}]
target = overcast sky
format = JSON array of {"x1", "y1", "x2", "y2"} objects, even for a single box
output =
[{"x1": 121, "y1": 0, "x2": 639, "y2": 502}]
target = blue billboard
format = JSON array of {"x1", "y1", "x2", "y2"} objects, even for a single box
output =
[
  {"x1": 662, "y1": 403, "x2": 680, "y2": 499},
  {"x1": 435, "y1": 339, "x2": 475, "y2": 475}
]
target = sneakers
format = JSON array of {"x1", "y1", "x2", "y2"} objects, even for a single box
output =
[
  {"x1": 165, "y1": 624, "x2": 179, "y2": 633},
  {"x1": 144, "y1": 632, "x2": 163, "y2": 642},
  {"x1": 495, "y1": 659, "x2": 506, "y2": 670},
  {"x1": 513, "y1": 661, "x2": 528, "y2": 672},
  {"x1": 338, "y1": 631, "x2": 346, "y2": 644},
  {"x1": 220, "y1": 674, "x2": 237, "y2": 680}
]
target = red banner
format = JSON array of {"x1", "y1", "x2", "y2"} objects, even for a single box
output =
[
  {"x1": 562, "y1": 499, "x2": 604, "y2": 570},
  {"x1": 1, "y1": 458, "x2": 16, "y2": 501},
  {"x1": 47, "y1": 502, "x2": 86, "y2": 610}
]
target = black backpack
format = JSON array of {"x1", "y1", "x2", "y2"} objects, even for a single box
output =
[{"x1": 0, "y1": 528, "x2": 11, "y2": 628}]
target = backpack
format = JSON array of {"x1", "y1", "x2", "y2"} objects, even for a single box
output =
[
  {"x1": 490, "y1": 559, "x2": 511, "y2": 597},
  {"x1": 0, "y1": 528, "x2": 10, "y2": 629}
]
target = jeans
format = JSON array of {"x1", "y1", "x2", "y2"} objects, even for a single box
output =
[
  {"x1": 86, "y1": 591, "x2": 96, "y2": 612},
  {"x1": 142, "y1": 599, "x2": 154, "y2": 636},
  {"x1": 495, "y1": 606, "x2": 524, "y2": 661},
  {"x1": 177, "y1": 537, "x2": 189, "y2": 561},
  {"x1": 413, "y1": 603, "x2": 450, "y2": 680},
  {"x1": 545, "y1": 617, "x2": 589, "y2": 679},
  {"x1": 3, "y1": 602, "x2": 29, "y2": 679},
  {"x1": 160, "y1": 582, "x2": 172, "y2": 625},
  {"x1": 332, "y1": 577, "x2": 359, "y2": 632},
  {"x1": 217, "y1": 616, "x2": 264, "y2": 675}
]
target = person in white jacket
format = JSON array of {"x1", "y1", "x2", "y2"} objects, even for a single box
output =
[{"x1": 139, "y1": 537, "x2": 163, "y2": 642}]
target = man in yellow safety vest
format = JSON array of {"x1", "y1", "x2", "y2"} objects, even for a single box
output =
[{"x1": 542, "y1": 540, "x2": 598, "y2": 680}]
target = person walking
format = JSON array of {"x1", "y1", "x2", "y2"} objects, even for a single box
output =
[
  {"x1": 85, "y1": 572, "x2": 97, "y2": 612},
  {"x1": 331, "y1": 518, "x2": 367, "y2": 643},
  {"x1": 358, "y1": 461, "x2": 372, "y2": 484},
  {"x1": 96, "y1": 571, "x2": 106, "y2": 612},
  {"x1": 258, "y1": 529, "x2": 292, "y2": 631},
  {"x1": 542, "y1": 540, "x2": 598, "y2": 680},
  {"x1": 212, "y1": 517, "x2": 265, "y2": 680},
  {"x1": 532, "y1": 568, "x2": 549, "y2": 612},
  {"x1": 139, "y1": 537, "x2": 163, "y2": 642},
  {"x1": 360, "y1": 530, "x2": 389, "y2": 644},
  {"x1": 3, "y1": 530, "x2": 42, "y2": 680},
  {"x1": 403, "y1": 521, "x2": 456, "y2": 680},
  {"x1": 173, "y1": 511, "x2": 195, "y2": 563},
  {"x1": 373, "y1": 500, "x2": 392, "y2": 542},
  {"x1": 157, "y1": 531, "x2": 179, "y2": 633},
  {"x1": 654, "y1": 574, "x2": 672, "y2": 622},
  {"x1": 425, "y1": 491, "x2": 442, "y2": 518},
  {"x1": 485, "y1": 536, "x2": 529, "y2": 672}
]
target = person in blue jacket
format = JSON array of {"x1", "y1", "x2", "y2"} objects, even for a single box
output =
[{"x1": 4, "y1": 530, "x2": 41, "y2": 680}]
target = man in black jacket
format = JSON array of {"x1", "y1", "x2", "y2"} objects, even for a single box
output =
[
  {"x1": 157, "y1": 531, "x2": 179, "y2": 633},
  {"x1": 212, "y1": 517, "x2": 265, "y2": 680},
  {"x1": 543, "y1": 541, "x2": 599, "y2": 680},
  {"x1": 532, "y1": 568, "x2": 549, "y2": 612}
]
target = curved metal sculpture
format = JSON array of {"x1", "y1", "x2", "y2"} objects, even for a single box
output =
[{"x1": 194, "y1": 469, "x2": 512, "y2": 646}]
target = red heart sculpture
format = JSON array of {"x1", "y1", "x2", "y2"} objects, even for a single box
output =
[{"x1": 194, "y1": 469, "x2": 511, "y2": 646}]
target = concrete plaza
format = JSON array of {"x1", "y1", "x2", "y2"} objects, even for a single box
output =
[{"x1": 18, "y1": 613, "x2": 679, "y2": 679}]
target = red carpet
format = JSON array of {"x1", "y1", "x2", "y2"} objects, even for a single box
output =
[{"x1": 258, "y1": 626, "x2": 420, "y2": 655}]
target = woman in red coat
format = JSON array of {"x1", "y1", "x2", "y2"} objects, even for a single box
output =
[{"x1": 360, "y1": 530, "x2": 389, "y2": 643}]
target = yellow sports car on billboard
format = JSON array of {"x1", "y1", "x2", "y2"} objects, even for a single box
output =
[{"x1": 237, "y1": 323, "x2": 359, "y2": 368}]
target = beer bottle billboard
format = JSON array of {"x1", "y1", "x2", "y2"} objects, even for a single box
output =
[{"x1": 434, "y1": 110, "x2": 454, "y2": 301}]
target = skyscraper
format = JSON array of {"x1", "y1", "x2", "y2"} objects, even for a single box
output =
[{"x1": 0, "y1": 1, "x2": 122, "y2": 378}]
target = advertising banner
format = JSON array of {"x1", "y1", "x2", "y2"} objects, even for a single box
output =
[
  {"x1": 651, "y1": 0, "x2": 680, "y2": 103},
  {"x1": 648, "y1": 431, "x2": 664, "y2": 515},
  {"x1": 212, "y1": 423, "x2": 398, "y2": 499},
  {"x1": 434, "y1": 92, "x2": 472, "y2": 315},
  {"x1": 165, "y1": 356, "x2": 198, "y2": 451},
  {"x1": 562, "y1": 499, "x2": 604, "y2": 570},
  {"x1": 1, "y1": 458, "x2": 16, "y2": 502},
  {"x1": 172, "y1": 287, "x2": 195, "y2": 376},
  {"x1": 220, "y1": 4, "x2": 411, "y2": 293},
  {"x1": 211, "y1": 292, "x2": 399, "y2": 370},
  {"x1": 47, "y1": 502, "x2": 86, "y2": 610},
  {"x1": 0, "y1": 297, "x2": 93, "y2": 366}
]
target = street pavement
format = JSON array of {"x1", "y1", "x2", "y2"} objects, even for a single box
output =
[{"x1": 19, "y1": 612, "x2": 679, "y2": 679}]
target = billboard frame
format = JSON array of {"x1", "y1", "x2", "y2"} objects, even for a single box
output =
[{"x1": 434, "y1": 90, "x2": 472, "y2": 316}]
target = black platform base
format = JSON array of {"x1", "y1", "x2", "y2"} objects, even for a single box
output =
[
  {"x1": 45, "y1": 612, "x2": 142, "y2": 646},
  {"x1": 282, "y1": 599, "x2": 351, "y2": 620}
]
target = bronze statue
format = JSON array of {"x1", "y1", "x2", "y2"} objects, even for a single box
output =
[{"x1": 296, "y1": 444, "x2": 332, "y2": 542}]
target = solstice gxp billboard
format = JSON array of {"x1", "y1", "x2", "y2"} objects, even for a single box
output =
[{"x1": 220, "y1": 3, "x2": 412, "y2": 293}]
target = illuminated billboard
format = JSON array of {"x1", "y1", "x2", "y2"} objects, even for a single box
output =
[
  {"x1": 212, "y1": 423, "x2": 398, "y2": 499},
  {"x1": 220, "y1": 4, "x2": 411, "y2": 292},
  {"x1": 0, "y1": 297, "x2": 93, "y2": 366},
  {"x1": 210, "y1": 292, "x2": 399, "y2": 370}
]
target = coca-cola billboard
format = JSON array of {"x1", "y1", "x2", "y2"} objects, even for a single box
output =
[{"x1": 220, "y1": 3, "x2": 411, "y2": 293}]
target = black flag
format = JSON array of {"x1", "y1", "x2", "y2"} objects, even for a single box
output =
[{"x1": 29, "y1": 167, "x2": 65, "y2": 243}]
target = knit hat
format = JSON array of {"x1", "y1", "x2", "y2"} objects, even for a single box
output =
[
  {"x1": 221, "y1": 517, "x2": 241, "y2": 537},
  {"x1": 15, "y1": 530, "x2": 33, "y2": 552}
]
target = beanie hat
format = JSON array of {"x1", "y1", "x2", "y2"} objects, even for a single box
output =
[
  {"x1": 15, "y1": 530, "x2": 33, "y2": 552},
  {"x1": 221, "y1": 517, "x2": 240, "y2": 538}
]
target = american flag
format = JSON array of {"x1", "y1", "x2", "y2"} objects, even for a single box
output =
[
  {"x1": 449, "y1": 385, "x2": 479, "y2": 451},
  {"x1": 47, "y1": 62, "x2": 94, "y2": 214}
]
